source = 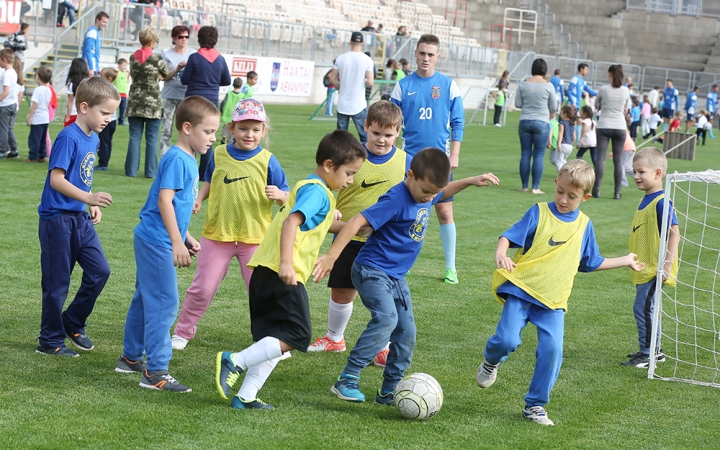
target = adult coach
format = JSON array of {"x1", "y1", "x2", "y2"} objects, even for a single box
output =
[
  {"x1": 328, "y1": 31, "x2": 374, "y2": 142},
  {"x1": 391, "y1": 33, "x2": 464, "y2": 284},
  {"x1": 82, "y1": 12, "x2": 109, "y2": 77},
  {"x1": 661, "y1": 79, "x2": 679, "y2": 131},
  {"x1": 567, "y1": 63, "x2": 596, "y2": 109}
]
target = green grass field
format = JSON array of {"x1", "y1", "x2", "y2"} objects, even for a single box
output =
[{"x1": 1, "y1": 103, "x2": 719, "y2": 449}]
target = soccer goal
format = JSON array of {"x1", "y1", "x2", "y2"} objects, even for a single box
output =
[{"x1": 649, "y1": 170, "x2": 720, "y2": 387}]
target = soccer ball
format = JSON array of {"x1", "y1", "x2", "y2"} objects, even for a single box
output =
[{"x1": 394, "y1": 373, "x2": 443, "y2": 420}]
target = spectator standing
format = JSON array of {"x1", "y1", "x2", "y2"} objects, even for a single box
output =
[
  {"x1": 160, "y1": 25, "x2": 195, "y2": 156},
  {"x1": 5, "y1": 23, "x2": 28, "y2": 67},
  {"x1": 361, "y1": 20, "x2": 376, "y2": 32},
  {"x1": 328, "y1": 32, "x2": 374, "y2": 142},
  {"x1": 82, "y1": 12, "x2": 109, "y2": 77},
  {"x1": 647, "y1": 86, "x2": 660, "y2": 109}
]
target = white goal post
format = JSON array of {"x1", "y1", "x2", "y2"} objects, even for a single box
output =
[{"x1": 649, "y1": 170, "x2": 720, "y2": 387}]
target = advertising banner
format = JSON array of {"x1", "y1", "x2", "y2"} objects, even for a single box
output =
[
  {"x1": 223, "y1": 54, "x2": 314, "y2": 97},
  {"x1": 0, "y1": 0, "x2": 23, "y2": 34}
]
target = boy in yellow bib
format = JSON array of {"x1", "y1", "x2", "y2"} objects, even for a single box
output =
[
  {"x1": 476, "y1": 160, "x2": 644, "y2": 426},
  {"x1": 215, "y1": 130, "x2": 366, "y2": 410},
  {"x1": 621, "y1": 148, "x2": 679, "y2": 368}
]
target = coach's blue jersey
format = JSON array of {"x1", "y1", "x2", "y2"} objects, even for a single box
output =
[
  {"x1": 390, "y1": 71, "x2": 464, "y2": 157},
  {"x1": 549, "y1": 75, "x2": 564, "y2": 104},
  {"x1": 685, "y1": 92, "x2": 697, "y2": 113},
  {"x1": 707, "y1": 92, "x2": 717, "y2": 114},
  {"x1": 567, "y1": 75, "x2": 596, "y2": 108},
  {"x1": 663, "y1": 87, "x2": 679, "y2": 111}
]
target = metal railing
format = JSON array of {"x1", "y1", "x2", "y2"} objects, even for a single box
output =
[{"x1": 626, "y1": 0, "x2": 719, "y2": 18}]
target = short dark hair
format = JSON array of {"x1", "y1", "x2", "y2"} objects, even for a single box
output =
[
  {"x1": 232, "y1": 77, "x2": 243, "y2": 89},
  {"x1": 75, "y1": 77, "x2": 120, "y2": 108},
  {"x1": 197, "y1": 26, "x2": 218, "y2": 49},
  {"x1": 410, "y1": 148, "x2": 451, "y2": 188},
  {"x1": 171, "y1": 25, "x2": 190, "y2": 38},
  {"x1": 20, "y1": 23, "x2": 29, "y2": 31},
  {"x1": 417, "y1": 34, "x2": 440, "y2": 49},
  {"x1": 531, "y1": 58, "x2": 547, "y2": 76},
  {"x1": 117, "y1": 58, "x2": 127, "y2": 65},
  {"x1": 96, "y1": 11, "x2": 109, "y2": 21},
  {"x1": 554, "y1": 68, "x2": 561, "y2": 75},
  {"x1": 316, "y1": 130, "x2": 367, "y2": 168},
  {"x1": 247, "y1": 71, "x2": 258, "y2": 80},
  {"x1": 175, "y1": 95, "x2": 220, "y2": 130},
  {"x1": 694, "y1": 86, "x2": 699, "y2": 91},
  {"x1": 36, "y1": 66, "x2": 52, "y2": 84},
  {"x1": 608, "y1": 64, "x2": 624, "y2": 88},
  {"x1": 577, "y1": 63, "x2": 588, "y2": 72}
]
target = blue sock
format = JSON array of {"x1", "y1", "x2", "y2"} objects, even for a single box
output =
[
  {"x1": 439, "y1": 223, "x2": 456, "y2": 271},
  {"x1": 663, "y1": 123, "x2": 668, "y2": 132},
  {"x1": 710, "y1": 129, "x2": 715, "y2": 138}
]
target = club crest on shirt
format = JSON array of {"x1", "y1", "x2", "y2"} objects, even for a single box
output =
[
  {"x1": 80, "y1": 151, "x2": 95, "y2": 187},
  {"x1": 409, "y1": 207, "x2": 430, "y2": 242},
  {"x1": 431, "y1": 86, "x2": 441, "y2": 100}
]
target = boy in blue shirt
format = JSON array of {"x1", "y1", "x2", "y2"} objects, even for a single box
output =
[
  {"x1": 313, "y1": 148, "x2": 499, "y2": 404},
  {"x1": 116, "y1": 96, "x2": 220, "y2": 392},
  {"x1": 37, "y1": 77, "x2": 120, "y2": 356},
  {"x1": 662, "y1": 79, "x2": 679, "y2": 131},
  {"x1": 476, "y1": 159, "x2": 644, "y2": 426}
]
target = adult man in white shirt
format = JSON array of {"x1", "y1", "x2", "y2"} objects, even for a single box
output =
[{"x1": 328, "y1": 31, "x2": 374, "y2": 142}]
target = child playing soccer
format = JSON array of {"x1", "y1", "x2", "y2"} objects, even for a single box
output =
[
  {"x1": 171, "y1": 98, "x2": 290, "y2": 351},
  {"x1": 551, "y1": 106, "x2": 576, "y2": 172},
  {"x1": 476, "y1": 159, "x2": 644, "y2": 426},
  {"x1": 218, "y1": 78, "x2": 244, "y2": 144},
  {"x1": 37, "y1": 77, "x2": 120, "y2": 356},
  {"x1": 308, "y1": 101, "x2": 408, "y2": 365},
  {"x1": 621, "y1": 148, "x2": 679, "y2": 368},
  {"x1": 116, "y1": 96, "x2": 220, "y2": 392},
  {"x1": 313, "y1": 148, "x2": 499, "y2": 405},
  {"x1": 214, "y1": 130, "x2": 366, "y2": 410},
  {"x1": 114, "y1": 58, "x2": 130, "y2": 125},
  {"x1": 95, "y1": 68, "x2": 119, "y2": 171},
  {"x1": 26, "y1": 66, "x2": 53, "y2": 162},
  {"x1": 240, "y1": 71, "x2": 258, "y2": 99}
]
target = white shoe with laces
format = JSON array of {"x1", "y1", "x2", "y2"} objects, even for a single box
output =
[
  {"x1": 476, "y1": 358, "x2": 499, "y2": 388},
  {"x1": 171, "y1": 334, "x2": 189, "y2": 350},
  {"x1": 522, "y1": 406, "x2": 554, "y2": 426}
]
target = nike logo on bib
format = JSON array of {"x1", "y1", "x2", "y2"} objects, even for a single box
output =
[
  {"x1": 224, "y1": 175, "x2": 250, "y2": 184},
  {"x1": 548, "y1": 237, "x2": 567, "y2": 246},
  {"x1": 361, "y1": 180, "x2": 388, "y2": 188},
  {"x1": 633, "y1": 224, "x2": 644, "y2": 232}
]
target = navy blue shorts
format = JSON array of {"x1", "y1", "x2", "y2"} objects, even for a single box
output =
[{"x1": 661, "y1": 107, "x2": 674, "y2": 119}]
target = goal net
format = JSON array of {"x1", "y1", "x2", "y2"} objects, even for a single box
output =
[{"x1": 649, "y1": 170, "x2": 720, "y2": 387}]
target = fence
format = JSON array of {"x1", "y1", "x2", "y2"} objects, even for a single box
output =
[{"x1": 626, "y1": 0, "x2": 720, "y2": 18}]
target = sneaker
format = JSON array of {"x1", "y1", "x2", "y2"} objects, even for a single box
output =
[
  {"x1": 495, "y1": 123, "x2": 502, "y2": 127},
  {"x1": 476, "y1": 358, "x2": 499, "y2": 388},
  {"x1": 6, "y1": 152, "x2": 19, "y2": 158},
  {"x1": 115, "y1": 355, "x2": 147, "y2": 373},
  {"x1": 38, "y1": 158, "x2": 46, "y2": 163},
  {"x1": 331, "y1": 375, "x2": 365, "y2": 402},
  {"x1": 66, "y1": 331, "x2": 94, "y2": 350},
  {"x1": 307, "y1": 336, "x2": 346, "y2": 352},
  {"x1": 374, "y1": 389, "x2": 394, "y2": 406},
  {"x1": 171, "y1": 334, "x2": 189, "y2": 350},
  {"x1": 35, "y1": 345, "x2": 79, "y2": 357},
  {"x1": 215, "y1": 351, "x2": 243, "y2": 399},
  {"x1": 444, "y1": 268, "x2": 459, "y2": 284},
  {"x1": 522, "y1": 405, "x2": 554, "y2": 426},
  {"x1": 230, "y1": 396, "x2": 275, "y2": 410},
  {"x1": 621, "y1": 353, "x2": 650, "y2": 368},
  {"x1": 139, "y1": 370, "x2": 192, "y2": 392},
  {"x1": 95, "y1": 165, "x2": 108, "y2": 171},
  {"x1": 373, "y1": 348, "x2": 389, "y2": 368}
]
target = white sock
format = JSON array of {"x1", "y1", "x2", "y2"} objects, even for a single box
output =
[
  {"x1": 231, "y1": 336, "x2": 283, "y2": 370},
  {"x1": 237, "y1": 356, "x2": 281, "y2": 400},
  {"x1": 327, "y1": 299, "x2": 353, "y2": 342}
]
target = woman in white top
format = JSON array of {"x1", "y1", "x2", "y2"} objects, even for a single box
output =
[
  {"x1": 594, "y1": 64, "x2": 631, "y2": 199},
  {"x1": 159, "y1": 25, "x2": 195, "y2": 156}
]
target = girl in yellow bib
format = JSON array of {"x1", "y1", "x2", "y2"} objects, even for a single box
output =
[
  {"x1": 476, "y1": 160, "x2": 644, "y2": 426},
  {"x1": 172, "y1": 99, "x2": 289, "y2": 351}
]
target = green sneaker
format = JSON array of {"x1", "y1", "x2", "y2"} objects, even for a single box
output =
[
  {"x1": 444, "y1": 269, "x2": 459, "y2": 284},
  {"x1": 215, "y1": 352, "x2": 243, "y2": 399},
  {"x1": 230, "y1": 396, "x2": 274, "y2": 410},
  {"x1": 374, "y1": 389, "x2": 395, "y2": 406}
]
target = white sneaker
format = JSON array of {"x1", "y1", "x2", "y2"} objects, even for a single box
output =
[
  {"x1": 495, "y1": 123, "x2": 502, "y2": 127},
  {"x1": 522, "y1": 405, "x2": 554, "y2": 426},
  {"x1": 476, "y1": 358, "x2": 499, "y2": 388},
  {"x1": 171, "y1": 334, "x2": 189, "y2": 350}
]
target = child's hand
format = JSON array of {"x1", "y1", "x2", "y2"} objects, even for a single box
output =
[
  {"x1": 172, "y1": 242, "x2": 192, "y2": 267},
  {"x1": 192, "y1": 199, "x2": 202, "y2": 214},
  {"x1": 87, "y1": 191, "x2": 113, "y2": 208},
  {"x1": 333, "y1": 209, "x2": 343, "y2": 221},
  {"x1": 470, "y1": 172, "x2": 500, "y2": 187},
  {"x1": 312, "y1": 254, "x2": 336, "y2": 283},
  {"x1": 89, "y1": 206, "x2": 102, "y2": 224},
  {"x1": 626, "y1": 253, "x2": 644, "y2": 272},
  {"x1": 265, "y1": 185, "x2": 288, "y2": 204},
  {"x1": 185, "y1": 235, "x2": 201, "y2": 257},
  {"x1": 279, "y1": 261, "x2": 297, "y2": 285},
  {"x1": 495, "y1": 253, "x2": 516, "y2": 272}
]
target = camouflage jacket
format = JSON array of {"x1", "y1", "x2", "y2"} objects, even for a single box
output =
[{"x1": 127, "y1": 53, "x2": 168, "y2": 119}]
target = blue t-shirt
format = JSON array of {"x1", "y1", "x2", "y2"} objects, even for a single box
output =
[
  {"x1": 38, "y1": 123, "x2": 98, "y2": 219},
  {"x1": 204, "y1": 144, "x2": 289, "y2": 191},
  {"x1": 549, "y1": 75, "x2": 564, "y2": 104},
  {"x1": 707, "y1": 91, "x2": 717, "y2": 114},
  {"x1": 685, "y1": 92, "x2": 697, "y2": 114},
  {"x1": 390, "y1": 71, "x2": 464, "y2": 157},
  {"x1": 291, "y1": 174, "x2": 332, "y2": 232},
  {"x1": 631, "y1": 106, "x2": 641, "y2": 122},
  {"x1": 496, "y1": 202, "x2": 605, "y2": 308},
  {"x1": 567, "y1": 75, "x2": 597, "y2": 108},
  {"x1": 559, "y1": 119, "x2": 574, "y2": 145},
  {"x1": 356, "y1": 181, "x2": 444, "y2": 279},
  {"x1": 663, "y1": 87, "x2": 679, "y2": 111},
  {"x1": 134, "y1": 146, "x2": 199, "y2": 249},
  {"x1": 639, "y1": 190, "x2": 678, "y2": 234}
]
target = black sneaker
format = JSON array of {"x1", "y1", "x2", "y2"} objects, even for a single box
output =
[
  {"x1": 6, "y1": 152, "x2": 19, "y2": 158},
  {"x1": 374, "y1": 389, "x2": 395, "y2": 406},
  {"x1": 115, "y1": 356, "x2": 147, "y2": 373},
  {"x1": 139, "y1": 370, "x2": 192, "y2": 392},
  {"x1": 66, "y1": 331, "x2": 94, "y2": 350},
  {"x1": 626, "y1": 351, "x2": 666, "y2": 362},
  {"x1": 36, "y1": 345, "x2": 79, "y2": 357},
  {"x1": 621, "y1": 353, "x2": 650, "y2": 368}
]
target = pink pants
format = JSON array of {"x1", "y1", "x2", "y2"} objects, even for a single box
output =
[{"x1": 173, "y1": 237, "x2": 258, "y2": 340}]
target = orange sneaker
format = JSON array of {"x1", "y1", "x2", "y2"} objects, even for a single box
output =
[
  {"x1": 374, "y1": 348, "x2": 390, "y2": 367},
  {"x1": 307, "y1": 336, "x2": 346, "y2": 352}
]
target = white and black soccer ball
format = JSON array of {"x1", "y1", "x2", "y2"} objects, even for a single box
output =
[{"x1": 394, "y1": 373, "x2": 443, "y2": 420}]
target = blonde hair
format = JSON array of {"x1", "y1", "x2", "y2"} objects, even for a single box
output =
[
  {"x1": 633, "y1": 147, "x2": 667, "y2": 175},
  {"x1": 100, "y1": 67, "x2": 117, "y2": 82},
  {"x1": 138, "y1": 27, "x2": 159, "y2": 47},
  {"x1": 75, "y1": 77, "x2": 120, "y2": 108},
  {"x1": 228, "y1": 117, "x2": 271, "y2": 147},
  {"x1": 557, "y1": 159, "x2": 595, "y2": 193},
  {"x1": 0, "y1": 48, "x2": 15, "y2": 64}
]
